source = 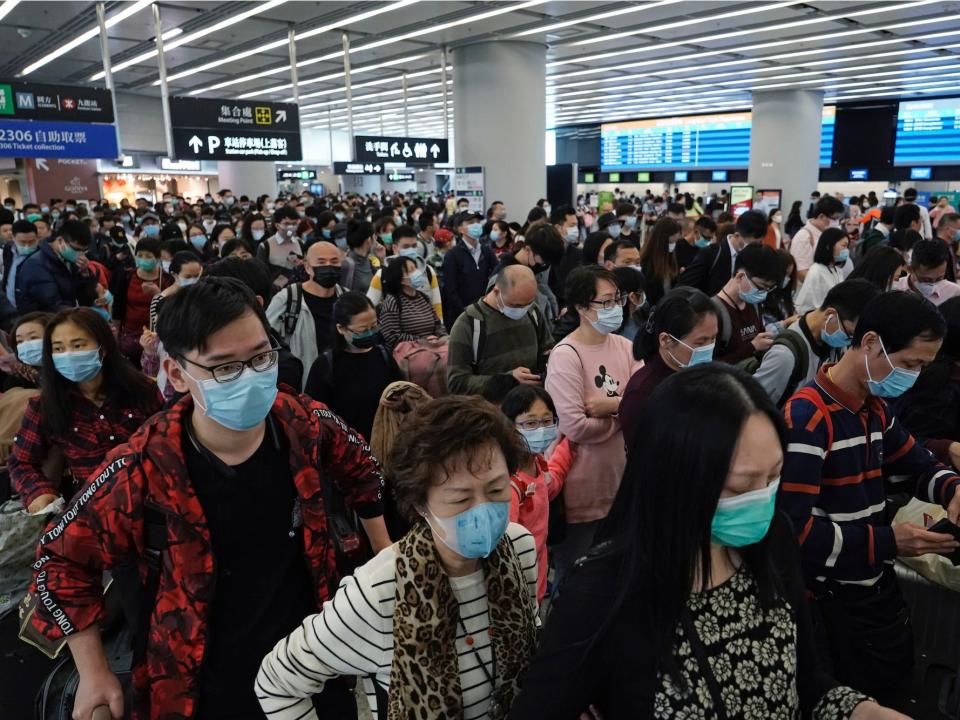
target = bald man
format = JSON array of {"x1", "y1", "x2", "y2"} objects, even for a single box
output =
[
  {"x1": 265, "y1": 239, "x2": 344, "y2": 387},
  {"x1": 446, "y1": 264, "x2": 554, "y2": 398}
]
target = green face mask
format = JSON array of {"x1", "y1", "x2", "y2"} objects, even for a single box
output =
[
  {"x1": 710, "y1": 479, "x2": 779, "y2": 547},
  {"x1": 26, "y1": 213, "x2": 42, "y2": 223}
]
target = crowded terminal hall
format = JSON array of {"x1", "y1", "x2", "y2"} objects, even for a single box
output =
[{"x1": 3, "y1": 1, "x2": 960, "y2": 719}]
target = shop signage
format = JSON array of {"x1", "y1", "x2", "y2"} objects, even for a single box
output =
[
  {"x1": 170, "y1": 96, "x2": 301, "y2": 161},
  {"x1": 0, "y1": 80, "x2": 114, "y2": 123},
  {"x1": 0, "y1": 119, "x2": 118, "y2": 159},
  {"x1": 277, "y1": 168, "x2": 317, "y2": 181},
  {"x1": 354, "y1": 135, "x2": 448, "y2": 165}
]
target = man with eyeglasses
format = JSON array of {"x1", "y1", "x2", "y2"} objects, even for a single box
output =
[
  {"x1": 712, "y1": 244, "x2": 785, "y2": 364},
  {"x1": 26, "y1": 277, "x2": 390, "y2": 720}
]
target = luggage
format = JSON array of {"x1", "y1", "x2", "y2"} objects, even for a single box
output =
[{"x1": 392, "y1": 339, "x2": 449, "y2": 399}]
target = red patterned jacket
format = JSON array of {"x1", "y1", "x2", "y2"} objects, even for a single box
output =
[{"x1": 28, "y1": 390, "x2": 385, "y2": 720}]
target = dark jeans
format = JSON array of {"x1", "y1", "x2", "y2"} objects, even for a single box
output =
[{"x1": 810, "y1": 569, "x2": 915, "y2": 710}]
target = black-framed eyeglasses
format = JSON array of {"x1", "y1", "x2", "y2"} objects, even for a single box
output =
[
  {"x1": 181, "y1": 347, "x2": 280, "y2": 383},
  {"x1": 588, "y1": 294, "x2": 629, "y2": 311},
  {"x1": 516, "y1": 417, "x2": 557, "y2": 431}
]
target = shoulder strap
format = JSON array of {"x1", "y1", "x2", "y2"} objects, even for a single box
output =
[
  {"x1": 282, "y1": 285, "x2": 301, "y2": 338},
  {"x1": 553, "y1": 342, "x2": 584, "y2": 368},
  {"x1": 680, "y1": 609, "x2": 729, "y2": 720},
  {"x1": 792, "y1": 386, "x2": 834, "y2": 458},
  {"x1": 710, "y1": 296, "x2": 733, "y2": 346},
  {"x1": 468, "y1": 301, "x2": 486, "y2": 370},
  {"x1": 773, "y1": 331, "x2": 810, "y2": 407},
  {"x1": 708, "y1": 243, "x2": 723, "y2": 273}
]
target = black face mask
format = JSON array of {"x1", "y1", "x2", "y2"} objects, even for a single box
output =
[
  {"x1": 350, "y1": 330, "x2": 383, "y2": 350},
  {"x1": 531, "y1": 262, "x2": 550, "y2": 275},
  {"x1": 312, "y1": 265, "x2": 340, "y2": 288}
]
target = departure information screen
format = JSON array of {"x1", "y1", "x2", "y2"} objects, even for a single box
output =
[
  {"x1": 894, "y1": 98, "x2": 960, "y2": 165},
  {"x1": 600, "y1": 107, "x2": 835, "y2": 170}
]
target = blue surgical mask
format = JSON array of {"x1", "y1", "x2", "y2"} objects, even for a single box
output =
[
  {"x1": 335, "y1": 237, "x2": 348, "y2": 251},
  {"x1": 695, "y1": 236, "x2": 710, "y2": 249},
  {"x1": 136, "y1": 257, "x2": 158, "y2": 272},
  {"x1": 190, "y1": 234, "x2": 207, "y2": 250},
  {"x1": 16, "y1": 243, "x2": 38, "y2": 256},
  {"x1": 53, "y1": 348, "x2": 103, "y2": 383},
  {"x1": 498, "y1": 293, "x2": 531, "y2": 321},
  {"x1": 668, "y1": 242, "x2": 677, "y2": 253},
  {"x1": 820, "y1": 313, "x2": 850, "y2": 349},
  {"x1": 335, "y1": 212, "x2": 345, "y2": 222},
  {"x1": 835, "y1": 248, "x2": 850, "y2": 264},
  {"x1": 187, "y1": 365, "x2": 279, "y2": 431},
  {"x1": 625, "y1": 216, "x2": 637, "y2": 229},
  {"x1": 608, "y1": 223, "x2": 622, "y2": 239},
  {"x1": 667, "y1": 335, "x2": 715, "y2": 368},
  {"x1": 321, "y1": 228, "x2": 332, "y2": 240},
  {"x1": 426, "y1": 501, "x2": 510, "y2": 559},
  {"x1": 142, "y1": 224, "x2": 160, "y2": 238},
  {"x1": 398, "y1": 247, "x2": 420, "y2": 261},
  {"x1": 591, "y1": 304, "x2": 623, "y2": 334},
  {"x1": 565, "y1": 226, "x2": 579, "y2": 243},
  {"x1": 865, "y1": 337, "x2": 920, "y2": 398},
  {"x1": 59, "y1": 244, "x2": 80, "y2": 264},
  {"x1": 466, "y1": 223, "x2": 484, "y2": 240},
  {"x1": 519, "y1": 425, "x2": 557, "y2": 454},
  {"x1": 161, "y1": 260, "x2": 171, "y2": 273},
  {"x1": 739, "y1": 276, "x2": 768, "y2": 305},
  {"x1": 711, "y1": 479, "x2": 779, "y2": 547},
  {"x1": 178, "y1": 277, "x2": 200, "y2": 287},
  {"x1": 409, "y1": 269, "x2": 428, "y2": 290},
  {"x1": 92, "y1": 307, "x2": 111, "y2": 323},
  {"x1": 490, "y1": 230, "x2": 502, "y2": 243},
  {"x1": 17, "y1": 339, "x2": 43, "y2": 367}
]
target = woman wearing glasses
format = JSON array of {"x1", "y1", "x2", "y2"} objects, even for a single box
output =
[
  {"x1": 500, "y1": 385, "x2": 574, "y2": 601},
  {"x1": 545, "y1": 266, "x2": 642, "y2": 577}
]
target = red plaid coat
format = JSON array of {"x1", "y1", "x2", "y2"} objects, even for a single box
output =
[{"x1": 28, "y1": 391, "x2": 385, "y2": 720}]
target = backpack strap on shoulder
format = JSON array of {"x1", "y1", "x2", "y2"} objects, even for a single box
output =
[
  {"x1": 792, "y1": 386, "x2": 834, "y2": 460},
  {"x1": 710, "y1": 296, "x2": 733, "y2": 346},
  {"x1": 774, "y1": 330, "x2": 810, "y2": 407}
]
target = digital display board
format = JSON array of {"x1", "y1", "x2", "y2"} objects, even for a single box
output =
[
  {"x1": 849, "y1": 168, "x2": 869, "y2": 180},
  {"x1": 601, "y1": 106, "x2": 836, "y2": 170},
  {"x1": 608, "y1": 172, "x2": 620, "y2": 182},
  {"x1": 583, "y1": 172, "x2": 595, "y2": 183},
  {"x1": 636, "y1": 172, "x2": 650, "y2": 182},
  {"x1": 911, "y1": 167, "x2": 932, "y2": 180},
  {"x1": 674, "y1": 171, "x2": 689, "y2": 182},
  {"x1": 894, "y1": 98, "x2": 960, "y2": 165},
  {"x1": 711, "y1": 170, "x2": 728, "y2": 181}
]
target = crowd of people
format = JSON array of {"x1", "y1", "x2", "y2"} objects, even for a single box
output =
[{"x1": 0, "y1": 183, "x2": 958, "y2": 720}]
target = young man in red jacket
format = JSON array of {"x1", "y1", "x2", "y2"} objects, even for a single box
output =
[{"x1": 27, "y1": 277, "x2": 391, "y2": 720}]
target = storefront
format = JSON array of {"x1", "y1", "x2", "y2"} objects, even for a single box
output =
[{"x1": 97, "y1": 156, "x2": 219, "y2": 204}]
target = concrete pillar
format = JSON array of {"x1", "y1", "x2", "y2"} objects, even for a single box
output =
[
  {"x1": 748, "y1": 89, "x2": 824, "y2": 217},
  {"x1": 216, "y1": 161, "x2": 276, "y2": 198},
  {"x1": 452, "y1": 41, "x2": 546, "y2": 216}
]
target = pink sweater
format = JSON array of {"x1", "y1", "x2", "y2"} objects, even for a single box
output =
[
  {"x1": 509, "y1": 438, "x2": 574, "y2": 600},
  {"x1": 545, "y1": 333, "x2": 643, "y2": 523}
]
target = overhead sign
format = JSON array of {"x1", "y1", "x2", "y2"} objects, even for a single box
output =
[
  {"x1": 277, "y1": 168, "x2": 317, "y2": 181},
  {"x1": 354, "y1": 134, "x2": 448, "y2": 165},
  {"x1": 0, "y1": 80, "x2": 114, "y2": 123},
  {"x1": 0, "y1": 119, "x2": 118, "y2": 159},
  {"x1": 387, "y1": 170, "x2": 415, "y2": 182},
  {"x1": 910, "y1": 167, "x2": 932, "y2": 180},
  {"x1": 454, "y1": 166, "x2": 484, "y2": 213},
  {"x1": 159, "y1": 158, "x2": 201, "y2": 171},
  {"x1": 333, "y1": 161, "x2": 383, "y2": 176},
  {"x1": 849, "y1": 168, "x2": 869, "y2": 181},
  {"x1": 170, "y1": 96, "x2": 301, "y2": 161}
]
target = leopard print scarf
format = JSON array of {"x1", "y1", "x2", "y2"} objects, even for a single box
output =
[{"x1": 388, "y1": 520, "x2": 537, "y2": 720}]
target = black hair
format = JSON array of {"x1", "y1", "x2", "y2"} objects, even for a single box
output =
[
  {"x1": 598, "y1": 364, "x2": 785, "y2": 670},
  {"x1": 848, "y1": 246, "x2": 906, "y2": 291},
  {"x1": 332, "y1": 291, "x2": 376, "y2": 353},
  {"x1": 937, "y1": 297, "x2": 960, "y2": 360},
  {"x1": 550, "y1": 205, "x2": 576, "y2": 226},
  {"x1": 272, "y1": 205, "x2": 300, "y2": 224},
  {"x1": 163, "y1": 239, "x2": 190, "y2": 257},
  {"x1": 203, "y1": 255, "x2": 272, "y2": 301},
  {"x1": 523, "y1": 223, "x2": 564, "y2": 267},
  {"x1": 820, "y1": 279, "x2": 881, "y2": 324},
  {"x1": 879, "y1": 206, "x2": 896, "y2": 225},
  {"x1": 209, "y1": 224, "x2": 235, "y2": 248},
  {"x1": 852, "y1": 290, "x2": 946, "y2": 353},
  {"x1": 219, "y1": 237, "x2": 253, "y2": 258},
  {"x1": 393, "y1": 224, "x2": 417, "y2": 243},
  {"x1": 612, "y1": 265, "x2": 645, "y2": 297},
  {"x1": 813, "y1": 227, "x2": 848, "y2": 266},
  {"x1": 564, "y1": 265, "x2": 619, "y2": 315},
  {"x1": 666, "y1": 202, "x2": 685, "y2": 216},
  {"x1": 734, "y1": 243, "x2": 783, "y2": 284},
  {"x1": 694, "y1": 215, "x2": 717, "y2": 232},
  {"x1": 581, "y1": 231, "x2": 610, "y2": 265},
  {"x1": 12, "y1": 219, "x2": 37, "y2": 235},
  {"x1": 56, "y1": 219, "x2": 91, "y2": 247},
  {"x1": 604, "y1": 240, "x2": 638, "y2": 263},
  {"x1": 635, "y1": 287, "x2": 716, "y2": 361},
  {"x1": 903, "y1": 187, "x2": 918, "y2": 201},
  {"x1": 734, "y1": 210, "x2": 768, "y2": 240},
  {"x1": 157, "y1": 276, "x2": 270, "y2": 359},
  {"x1": 888, "y1": 229, "x2": 922, "y2": 255},
  {"x1": 347, "y1": 220, "x2": 374, "y2": 250},
  {"x1": 501, "y1": 385, "x2": 557, "y2": 422},
  {"x1": 615, "y1": 202, "x2": 636, "y2": 217},
  {"x1": 812, "y1": 195, "x2": 845, "y2": 220},
  {"x1": 639, "y1": 217, "x2": 681, "y2": 284},
  {"x1": 893, "y1": 203, "x2": 921, "y2": 230},
  {"x1": 41, "y1": 308, "x2": 158, "y2": 436},
  {"x1": 170, "y1": 250, "x2": 202, "y2": 275},
  {"x1": 134, "y1": 237, "x2": 162, "y2": 258},
  {"x1": 418, "y1": 211, "x2": 436, "y2": 232},
  {"x1": 911, "y1": 239, "x2": 950, "y2": 270},
  {"x1": 12, "y1": 311, "x2": 54, "y2": 349},
  {"x1": 381, "y1": 255, "x2": 416, "y2": 297}
]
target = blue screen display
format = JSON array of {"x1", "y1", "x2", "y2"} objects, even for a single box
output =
[
  {"x1": 894, "y1": 98, "x2": 960, "y2": 165},
  {"x1": 674, "y1": 171, "x2": 689, "y2": 182},
  {"x1": 849, "y1": 168, "x2": 869, "y2": 180},
  {"x1": 910, "y1": 167, "x2": 932, "y2": 180},
  {"x1": 600, "y1": 107, "x2": 835, "y2": 171},
  {"x1": 711, "y1": 170, "x2": 728, "y2": 181}
]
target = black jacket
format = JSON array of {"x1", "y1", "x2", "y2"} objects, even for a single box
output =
[
  {"x1": 441, "y1": 239, "x2": 497, "y2": 330},
  {"x1": 677, "y1": 240, "x2": 733, "y2": 297},
  {"x1": 549, "y1": 244, "x2": 583, "y2": 307},
  {"x1": 508, "y1": 513, "x2": 840, "y2": 719},
  {"x1": 15, "y1": 241, "x2": 98, "y2": 314}
]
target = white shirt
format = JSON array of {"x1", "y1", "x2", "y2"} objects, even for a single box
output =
[
  {"x1": 790, "y1": 221, "x2": 822, "y2": 273},
  {"x1": 794, "y1": 263, "x2": 843, "y2": 314}
]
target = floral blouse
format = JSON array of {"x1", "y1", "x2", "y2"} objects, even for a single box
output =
[{"x1": 654, "y1": 565, "x2": 868, "y2": 719}]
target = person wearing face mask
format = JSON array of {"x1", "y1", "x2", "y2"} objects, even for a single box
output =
[
  {"x1": 933, "y1": 211, "x2": 960, "y2": 282},
  {"x1": 513, "y1": 366, "x2": 904, "y2": 720},
  {"x1": 596, "y1": 212, "x2": 622, "y2": 243},
  {"x1": 365, "y1": 225, "x2": 443, "y2": 321},
  {"x1": 489, "y1": 222, "x2": 564, "y2": 333},
  {"x1": 257, "y1": 396, "x2": 537, "y2": 720},
  {"x1": 547, "y1": 205, "x2": 583, "y2": 310},
  {"x1": 23, "y1": 279, "x2": 390, "y2": 720},
  {"x1": 238, "y1": 210, "x2": 268, "y2": 250},
  {"x1": 16, "y1": 220, "x2": 98, "y2": 315},
  {"x1": 893, "y1": 238, "x2": 960, "y2": 306},
  {"x1": 675, "y1": 215, "x2": 717, "y2": 271},
  {"x1": 500, "y1": 384, "x2": 573, "y2": 601},
  {"x1": 638, "y1": 216, "x2": 683, "y2": 307},
  {"x1": 2, "y1": 311, "x2": 53, "y2": 391},
  {"x1": 620, "y1": 287, "x2": 719, "y2": 442},
  {"x1": 712, "y1": 244, "x2": 783, "y2": 364},
  {"x1": 780, "y1": 291, "x2": 960, "y2": 710},
  {"x1": 341, "y1": 219, "x2": 381, "y2": 294},
  {"x1": 416, "y1": 209, "x2": 438, "y2": 259},
  {"x1": 794, "y1": 228, "x2": 852, "y2": 314},
  {"x1": 109, "y1": 236, "x2": 173, "y2": 364},
  {"x1": 304, "y1": 292, "x2": 400, "y2": 441},
  {"x1": 487, "y1": 218, "x2": 514, "y2": 258},
  {"x1": 545, "y1": 266, "x2": 642, "y2": 578},
  {"x1": 611, "y1": 265, "x2": 647, "y2": 343},
  {"x1": 679, "y1": 210, "x2": 769, "y2": 296},
  {"x1": 9, "y1": 308, "x2": 162, "y2": 514},
  {"x1": 256, "y1": 205, "x2": 305, "y2": 290},
  {"x1": 790, "y1": 195, "x2": 846, "y2": 283},
  {"x1": 752, "y1": 279, "x2": 879, "y2": 407},
  {"x1": 441, "y1": 210, "x2": 498, "y2": 330},
  {"x1": 764, "y1": 207, "x2": 784, "y2": 249},
  {"x1": 615, "y1": 202, "x2": 640, "y2": 246},
  {"x1": 2, "y1": 220, "x2": 40, "y2": 311},
  {"x1": 137, "y1": 212, "x2": 162, "y2": 242},
  {"x1": 266, "y1": 240, "x2": 345, "y2": 389},
  {"x1": 375, "y1": 256, "x2": 447, "y2": 356}
]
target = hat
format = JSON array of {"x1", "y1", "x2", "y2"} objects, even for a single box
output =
[
  {"x1": 108, "y1": 226, "x2": 127, "y2": 243},
  {"x1": 140, "y1": 211, "x2": 160, "y2": 223},
  {"x1": 456, "y1": 210, "x2": 483, "y2": 225},
  {"x1": 597, "y1": 212, "x2": 618, "y2": 230},
  {"x1": 434, "y1": 228, "x2": 454, "y2": 247}
]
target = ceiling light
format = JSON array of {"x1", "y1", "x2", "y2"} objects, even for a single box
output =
[
  {"x1": 514, "y1": 0, "x2": 681, "y2": 37},
  {"x1": 0, "y1": 0, "x2": 21, "y2": 23},
  {"x1": 296, "y1": 66, "x2": 447, "y2": 103},
  {"x1": 89, "y1": 0, "x2": 288, "y2": 81},
  {"x1": 21, "y1": 0, "x2": 153, "y2": 76}
]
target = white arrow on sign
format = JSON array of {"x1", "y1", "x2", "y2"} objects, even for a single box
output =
[
  {"x1": 188, "y1": 135, "x2": 203, "y2": 153},
  {"x1": 276, "y1": 109, "x2": 287, "y2": 123},
  {"x1": 36, "y1": 158, "x2": 50, "y2": 171},
  {"x1": 207, "y1": 136, "x2": 221, "y2": 154},
  {"x1": 429, "y1": 143, "x2": 440, "y2": 158}
]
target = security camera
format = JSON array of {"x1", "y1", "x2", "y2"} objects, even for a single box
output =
[{"x1": 17, "y1": 28, "x2": 32, "y2": 38}]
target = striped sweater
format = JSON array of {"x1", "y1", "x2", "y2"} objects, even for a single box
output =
[
  {"x1": 779, "y1": 366, "x2": 960, "y2": 592},
  {"x1": 255, "y1": 523, "x2": 538, "y2": 720}
]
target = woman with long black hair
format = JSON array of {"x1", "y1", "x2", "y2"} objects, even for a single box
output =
[
  {"x1": 9, "y1": 308, "x2": 162, "y2": 513},
  {"x1": 638, "y1": 217, "x2": 682, "y2": 306},
  {"x1": 509, "y1": 365, "x2": 905, "y2": 720}
]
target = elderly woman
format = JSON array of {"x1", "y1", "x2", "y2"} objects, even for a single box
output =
[{"x1": 256, "y1": 395, "x2": 539, "y2": 720}]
